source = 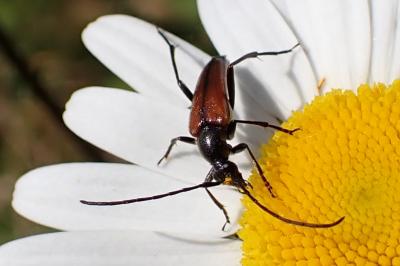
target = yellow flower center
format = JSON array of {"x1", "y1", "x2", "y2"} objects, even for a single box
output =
[{"x1": 239, "y1": 80, "x2": 400, "y2": 266}]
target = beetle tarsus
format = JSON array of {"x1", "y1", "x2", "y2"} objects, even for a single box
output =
[
  {"x1": 231, "y1": 142, "x2": 275, "y2": 198},
  {"x1": 157, "y1": 136, "x2": 196, "y2": 165},
  {"x1": 244, "y1": 180, "x2": 253, "y2": 189},
  {"x1": 230, "y1": 43, "x2": 301, "y2": 67},
  {"x1": 206, "y1": 183, "x2": 231, "y2": 231},
  {"x1": 289, "y1": 128, "x2": 301, "y2": 135}
]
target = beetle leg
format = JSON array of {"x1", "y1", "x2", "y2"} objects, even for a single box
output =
[
  {"x1": 205, "y1": 188, "x2": 231, "y2": 231},
  {"x1": 157, "y1": 28, "x2": 194, "y2": 101},
  {"x1": 226, "y1": 120, "x2": 237, "y2": 140},
  {"x1": 229, "y1": 43, "x2": 300, "y2": 67},
  {"x1": 231, "y1": 143, "x2": 275, "y2": 197},
  {"x1": 157, "y1": 136, "x2": 196, "y2": 165},
  {"x1": 232, "y1": 119, "x2": 300, "y2": 135},
  {"x1": 226, "y1": 66, "x2": 235, "y2": 109}
]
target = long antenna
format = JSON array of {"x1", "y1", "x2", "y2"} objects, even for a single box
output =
[
  {"x1": 241, "y1": 186, "x2": 344, "y2": 228},
  {"x1": 80, "y1": 180, "x2": 344, "y2": 229},
  {"x1": 80, "y1": 181, "x2": 222, "y2": 206}
]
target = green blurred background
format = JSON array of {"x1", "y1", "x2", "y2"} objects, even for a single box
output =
[{"x1": 0, "y1": 0, "x2": 214, "y2": 244}]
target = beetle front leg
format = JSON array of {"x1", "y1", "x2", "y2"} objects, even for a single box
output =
[
  {"x1": 157, "y1": 136, "x2": 196, "y2": 165},
  {"x1": 231, "y1": 143, "x2": 275, "y2": 197},
  {"x1": 205, "y1": 188, "x2": 230, "y2": 231},
  {"x1": 204, "y1": 170, "x2": 231, "y2": 231}
]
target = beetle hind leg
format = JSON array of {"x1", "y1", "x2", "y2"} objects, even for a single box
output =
[
  {"x1": 157, "y1": 28, "x2": 194, "y2": 102},
  {"x1": 229, "y1": 43, "x2": 300, "y2": 67}
]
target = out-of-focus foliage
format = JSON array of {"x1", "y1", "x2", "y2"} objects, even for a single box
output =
[{"x1": 0, "y1": 0, "x2": 213, "y2": 244}]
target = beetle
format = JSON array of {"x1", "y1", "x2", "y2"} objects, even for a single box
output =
[{"x1": 81, "y1": 28, "x2": 344, "y2": 229}]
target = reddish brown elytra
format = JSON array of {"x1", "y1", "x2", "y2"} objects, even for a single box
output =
[
  {"x1": 189, "y1": 57, "x2": 232, "y2": 138},
  {"x1": 81, "y1": 28, "x2": 344, "y2": 230}
]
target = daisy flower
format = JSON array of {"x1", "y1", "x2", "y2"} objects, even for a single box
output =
[{"x1": 2, "y1": 0, "x2": 400, "y2": 265}]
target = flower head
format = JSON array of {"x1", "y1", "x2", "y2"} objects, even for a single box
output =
[
  {"x1": 241, "y1": 81, "x2": 400, "y2": 265},
  {"x1": 1, "y1": 0, "x2": 400, "y2": 265}
]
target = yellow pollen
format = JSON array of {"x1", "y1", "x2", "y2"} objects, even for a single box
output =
[
  {"x1": 224, "y1": 176, "x2": 233, "y2": 185},
  {"x1": 239, "y1": 80, "x2": 400, "y2": 265}
]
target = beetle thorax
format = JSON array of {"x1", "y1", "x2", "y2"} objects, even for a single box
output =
[{"x1": 197, "y1": 125, "x2": 231, "y2": 164}]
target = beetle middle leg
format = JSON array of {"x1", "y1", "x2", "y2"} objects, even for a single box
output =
[
  {"x1": 157, "y1": 136, "x2": 196, "y2": 165},
  {"x1": 157, "y1": 28, "x2": 194, "y2": 102},
  {"x1": 231, "y1": 143, "x2": 275, "y2": 197},
  {"x1": 232, "y1": 119, "x2": 300, "y2": 135}
]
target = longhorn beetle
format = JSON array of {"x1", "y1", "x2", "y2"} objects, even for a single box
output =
[{"x1": 81, "y1": 28, "x2": 344, "y2": 230}]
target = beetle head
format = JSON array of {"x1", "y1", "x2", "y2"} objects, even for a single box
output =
[{"x1": 212, "y1": 161, "x2": 247, "y2": 189}]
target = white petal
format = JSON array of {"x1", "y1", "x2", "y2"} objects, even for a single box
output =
[
  {"x1": 0, "y1": 231, "x2": 241, "y2": 266},
  {"x1": 63, "y1": 86, "x2": 269, "y2": 182},
  {"x1": 82, "y1": 14, "x2": 210, "y2": 107},
  {"x1": 198, "y1": 0, "x2": 318, "y2": 119},
  {"x1": 271, "y1": 0, "x2": 370, "y2": 91},
  {"x1": 13, "y1": 163, "x2": 242, "y2": 237},
  {"x1": 64, "y1": 86, "x2": 206, "y2": 183},
  {"x1": 389, "y1": 4, "x2": 400, "y2": 81},
  {"x1": 368, "y1": 1, "x2": 396, "y2": 83},
  {"x1": 369, "y1": 1, "x2": 400, "y2": 83}
]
